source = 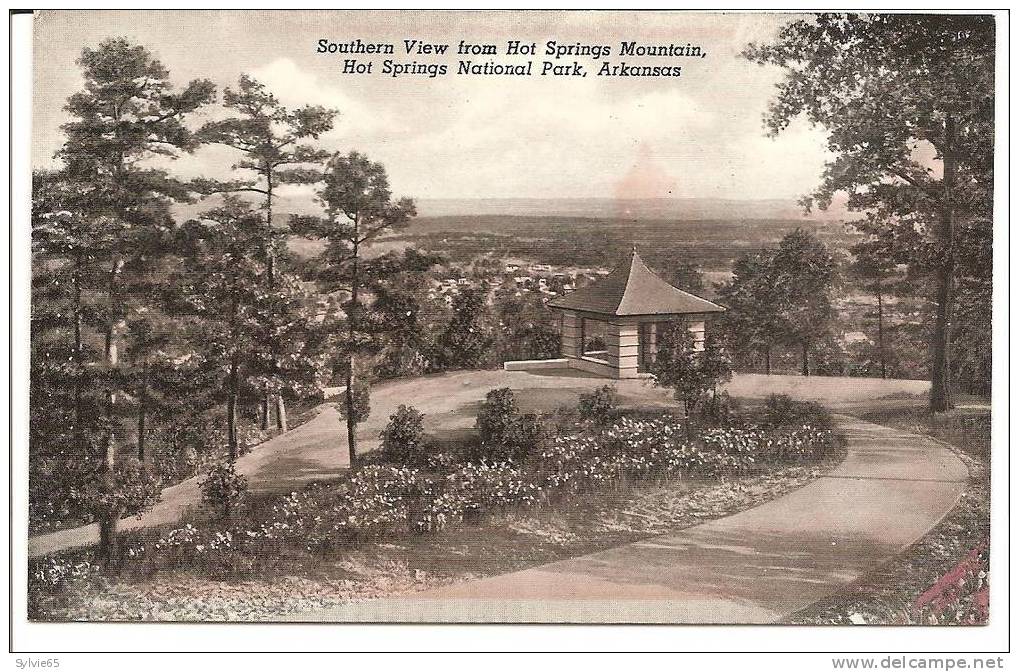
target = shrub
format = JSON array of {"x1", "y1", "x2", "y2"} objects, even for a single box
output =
[
  {"x1": 473, "y1": 389, "x2": 547, "y2": 461},
  {"x1": 199, "y1": 461, "x2": 248, "y2": 518},
  {"x1": 515, "y1": 412, "x2": 550, "y2": 454},
  {"x1": 476, "y1": 387, "x2": 520, "y2": 446},
  {"x1": 695, "y1": 391, "x2": 739, "y2": 426},
  {"x1": 758, "y1": 394, "x2": 835, "y2": 430},
  {"x1": 578, "y1": 385, "x2": 618, "y2": 425},
  {"x1": 380, "y1": 405, "x2": 427, "y2": 463}
]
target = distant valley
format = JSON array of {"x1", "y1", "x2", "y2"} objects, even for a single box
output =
[{"x1": 174, "y1": 196, "x2": 859, "y2": 281}]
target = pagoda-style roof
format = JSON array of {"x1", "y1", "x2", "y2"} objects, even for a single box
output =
[{"x1": 548, "y1": 249, "x2": 725, "y2": 317}]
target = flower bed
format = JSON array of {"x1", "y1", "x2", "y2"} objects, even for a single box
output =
[{"x1": 29, "y1": 416, "x2": 841, "y2": 589}]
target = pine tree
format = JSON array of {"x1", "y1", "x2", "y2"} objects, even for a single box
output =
[
  {"x1": 30, "y1": 171, "x2": 112, "y2": 527},
  {"x1": 173, "y1": 198, "x2": 273, "y2": 460},
  {"x1": 291, "y1": 151, "x2": 422, "y2": 470},
  {"x1": 196, "y1": 75, "x2": 336, "y2": 432},
  {"x1": 52, "y1": 38, "x2": 215, "y2": 562}
]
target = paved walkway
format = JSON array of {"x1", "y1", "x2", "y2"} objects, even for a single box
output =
[
  {"x1": 27, "y1": 370, "x2": 933, "y2": 558},
  {"x1": 295, "y1": 415, "x2": 967, "y2": 623}
]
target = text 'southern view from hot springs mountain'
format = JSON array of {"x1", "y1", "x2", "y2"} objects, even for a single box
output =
[{"x1": 28, "y1": 11, "x2": 992, "y2": 624}]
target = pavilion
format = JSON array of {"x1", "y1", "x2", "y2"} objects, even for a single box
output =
[{"x1": 546, "y1": 249, "x2": 725, "y2": 379}]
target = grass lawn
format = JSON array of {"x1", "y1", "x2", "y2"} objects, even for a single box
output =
[{"x1": 788, "y1": 397, "x2": 991, "y2": 625}]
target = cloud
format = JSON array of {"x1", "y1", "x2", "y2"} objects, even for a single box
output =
[
  {"x1": 249, "y1": 58, "x2": 404, "y2": 139},
  {"x1": 32, "y1": 11, "x2": 834, "y2": 201}
]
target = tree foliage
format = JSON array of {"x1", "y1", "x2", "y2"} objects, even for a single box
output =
[
  {"x1": 195, "y1": 75, "x2": 337, "y2": 432},
  {"x1": 292, "y1": 151, "x2": 424, "y2": 469},
  {"x1": 771, "y1": 229, "x2": 841, "y2": 375},
  {"x1": 651, "y1": 323, "x2": 733, "y2": 437},
  {"x1": 38, "y1": 38, "x2": 215, "y2": 561},
  {"x1": 434, "y1": 287, "x2": 495, "y2": 369},
  {"x1": 744, "y1": 14, "x2": 994, "y2": 409},
  {"x1": 716, "y1": 229, "x2": 839, "y2": 375}
]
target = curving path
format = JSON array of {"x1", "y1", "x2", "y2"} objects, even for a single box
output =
[
  {"x1": 28, "y1": 370, "x2": 934, "y2": 559},
  {"x1": 294, "y1": 415, "x2": 968, "y2": 623}
]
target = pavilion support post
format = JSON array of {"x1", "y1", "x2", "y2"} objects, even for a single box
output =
[
  {"x1": 607, "y1": 320, "x2": 640, "y2": 379},
  {"x1": 688, "y1": 318, "x2": 706, "y2": 351},
  {"x1": 560, "y1": 310, "x2": 581, "y2": 359}
]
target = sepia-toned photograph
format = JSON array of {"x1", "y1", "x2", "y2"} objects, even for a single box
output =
[{"x1": 22, "y1": 9, "x2": 996, "y2": 630}]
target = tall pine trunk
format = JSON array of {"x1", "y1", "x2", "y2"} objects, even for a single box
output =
[
  {"x1": 876, "y1": 288, "x2": 887, "y2": 379},
  {"x1": 98, "y1": 258, "x2": 124, "y2": 567},
  {"x1": 259, "y1": 390, "x2": 270, "y2": 431},
  {"x1": 72, "y1": 252, "x2": 84, "y2": 451},
  {"x1": 764, "y1": 346, "x2": 772, "y2": 375},
  {"x1": 136, "y1": 359, "x2": 149, "y2": 461},
  {"x1": 227, "y1": 293, "x2": 241, "y2": 460},
  {"x1": 276, "y1": 395, "x2": 288, "y2": 433},
  {"x1": 227, "y1": 353, "x2": 239, "y2": 461},
  {"x1": 344, "y1": 365, "x2": 357, "y2": 469},
  {"x1": 930, "y1": 117, "x2": 957, "y2": 413},
  {"x1": 800, "y1": 341, "x2": 810, "y2": 376},
  {"x1": 264, "y1": 172, "x2": 289, "y2": 434},
  {"x1": 345, "y1": 238, "x2": 361, "y2": 470}
]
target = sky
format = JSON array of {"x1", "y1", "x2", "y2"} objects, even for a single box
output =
[{"x1": 31, "y1": 10, "x2": 832, "y2": 203}]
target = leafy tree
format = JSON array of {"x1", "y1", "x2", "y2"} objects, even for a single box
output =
[
  {"x1": 651, "y1": 323, "x2": 733, "y2": 438},
  {"x1": 700, "y1": 332, "x2": 735, "y2": 397},
  {"x1": 848, "y1": 236, "x2": 905, "y2": 379},
  {"x1": 196, "y1": 75, "x2": 337, "y2": 432},
  {"x1": 950, "y1": 219, "x2": 993, "y2": 394},
  {"x1": 669, "y1": 259, "x2": 706, "y2": 293},
  {"x1": 715, "y1": 252, "x2": 783, "y2": 373},
  {"x1": 291, "y1": 151, "x2": 420, "y2": 469},
  {"x1": 744, "y1": 14, "x2": 994, "y2": 410},
  {"x1": 771, "y1": 229, "x2": 841, "y2": 376},
  {"x1": 492, "y1": 285, "x2": 559, "y2": 363},
  {"x1": 52, "y1": 38, "x2": 215, "y2": 561},
  {"x1": 370, "y1": 263, "x2": 443, "y2": 379},
  {"x1": 435, "y1": 287, "x2": 495, "y2": 369}
]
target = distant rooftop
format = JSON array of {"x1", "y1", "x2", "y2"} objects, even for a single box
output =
[{"x1": 548, "y1": 249, "x2": 725, "y2": 317}]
